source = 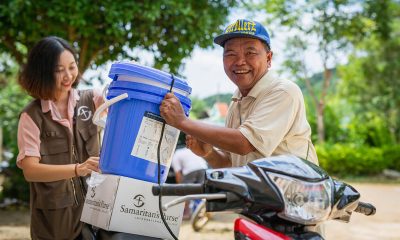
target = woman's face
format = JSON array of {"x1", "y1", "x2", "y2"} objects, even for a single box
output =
[{"x1": 54, "y1": 50, "x2": 78, "y2": 99}]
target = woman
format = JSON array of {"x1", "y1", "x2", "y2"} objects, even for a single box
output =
[{"x1": 17, "y1": 36, "x2": 102, "y2": 240}]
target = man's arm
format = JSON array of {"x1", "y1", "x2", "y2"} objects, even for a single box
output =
[
  {"x1": 180, "y1": 119, "x2": 255, "y2": 155},
  {"x1": 174, "y1": 171, "x2": 183, "y2": 183},
  {"x1": 160, "y1": 93, "x2": 255, "y2": 155},
  {"x1": 203, "y1": 148, "x2": 231, "y2": 168}
]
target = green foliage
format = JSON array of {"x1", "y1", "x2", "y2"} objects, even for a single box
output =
[
  {"x1": 307, "y1": 94, "x2": 395, "y2": 147},
  {"x1": 383, "y1": 145, "x2": 400, "y2": 171},
  {"x1": 0, "y1": 0, "x2": 237, "y2": 74},
  {"x1": 0, "y1": 78, "x2": 32, "y2": 203},
  {"x1": 303, "y1": 80, "x2": 344, "y2": 144},
  {"x1": 345, "y1": 112, "x2": 395, "y2": 147},
  {"x1": 189, "y1": 96, "x2": 208, "y2": 119},
  {"x1": 316, "y1": 143, "x2": 390, "y2": 177},
  {"x1": 259, "y1": 0, "x2": 367, "y2": 142},
  {"x1": 338, "y1": 0, "x2": 400, "y2": 143},
  {"x1": 0, "y1": 0, "x2": 239, "y2": 202},
  {"x1": 203, "y1": 93, "x2": 232, "y2": 107}
]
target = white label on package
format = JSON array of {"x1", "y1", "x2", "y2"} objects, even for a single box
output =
[
  {"x1": 80, "y1": 175, "x2": 120, "y2": 229},
  {"x1": 131, "y1": 111, "x2": 179, "y2": 166},
  {"x1": 109, "y1": 177, "x2": 184, "y2": 239}
]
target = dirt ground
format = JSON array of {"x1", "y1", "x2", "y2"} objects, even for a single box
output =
[{"x1": 0, "y1": 183, "x2": 399, "y2": 240}]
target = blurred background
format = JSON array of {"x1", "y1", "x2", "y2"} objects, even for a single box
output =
[{"x1": 0, "y1": 0, "x2": 399, "y2": 239}]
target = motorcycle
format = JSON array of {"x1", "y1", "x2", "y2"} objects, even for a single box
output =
[
  {"x1": 189, "y1": 198, "x2": 210, "y2": 232},
  {"x1": 153, "y1": 155, "x2": 376, "y2": 240}
]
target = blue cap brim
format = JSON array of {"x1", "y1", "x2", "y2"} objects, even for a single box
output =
[{"x1": 214, "y1": 32, "x2": 269, "y2": 47}]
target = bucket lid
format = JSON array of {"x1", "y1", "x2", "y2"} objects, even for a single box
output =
[{"x1": 109, "y1": 62, "x2": 192, "y2": 94}]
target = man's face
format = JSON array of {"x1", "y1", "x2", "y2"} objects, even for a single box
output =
[{"x1": 223, "y1": 38, "x2": 272, "y2": 96}]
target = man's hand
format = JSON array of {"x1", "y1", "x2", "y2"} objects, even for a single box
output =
[
  {"x1": 160, "y1": 93, "x2": 186, "y2": 128},
  {"x1": 186, "y1": 135, "x2": 213, "y2": 158}
]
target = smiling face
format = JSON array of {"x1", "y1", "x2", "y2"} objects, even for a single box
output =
[
  {"x1": 223, "y1": 38, "x2": 272, "y2": 96},
  {"x1": 54, "y1": 50, "x2": 78, "y2": 100}
]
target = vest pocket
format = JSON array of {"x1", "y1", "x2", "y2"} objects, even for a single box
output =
[
  {"x1": 33, "y1": 181, "x2": 74, "y2": 209},
  {"x1": 78, "y1": 125, "x2": 97, "y2": 141},
  {"x1": 40, "y1": 137, "x2": 69, "y2": 155},
  {"x1": 78, "y1": 125, "x2": 100, "y2": 156}
]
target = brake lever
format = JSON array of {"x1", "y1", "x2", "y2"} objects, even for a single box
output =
[{"x1": 162, "y1": 193, "x2": 227, "y2": 211}]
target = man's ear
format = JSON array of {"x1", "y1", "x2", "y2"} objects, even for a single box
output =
[{"x1": 267, "y1": 51, "x2": 273, "y2": 68}]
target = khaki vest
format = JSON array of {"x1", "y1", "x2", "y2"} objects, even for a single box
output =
[{"x1": 22, "y1": 89, "x2": 100, "y2": 240}]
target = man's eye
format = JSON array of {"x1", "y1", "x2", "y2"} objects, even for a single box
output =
[{"x1": 224, "y1": 52, "x2": 236, "y2": 57}]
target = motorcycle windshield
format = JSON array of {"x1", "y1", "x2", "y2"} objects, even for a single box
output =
[{"x1": 251, "y1": 155, "x2": 329, "y2": 181}]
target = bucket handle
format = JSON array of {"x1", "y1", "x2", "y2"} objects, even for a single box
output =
[
  {"x1": 102, "y1": 83, "x2": 109, "y2": 102},
  {"x1": 93, "y1": 93, "x2": 128, "y2": 128}
]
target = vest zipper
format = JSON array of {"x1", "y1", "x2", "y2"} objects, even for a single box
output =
[
  {"x1": 70, "y1": 179, "x2": 79, "y2": 205},
  {"x1": 73, "y1": 144, "x2": 87, "y2": 201},
  {"x1": 78, "y1": 176, "x2": 86, "y2": 200},
  {"x1": 71, "y1": 145, "x2": 80, "y2": 205}
]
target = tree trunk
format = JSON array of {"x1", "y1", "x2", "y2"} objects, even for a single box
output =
[
  {"x1": 316, "y1": 103, "x2": 325, "y2": 143},
  {"x1": 0, "y1": 127, "x2": 2, "y2": 163}
]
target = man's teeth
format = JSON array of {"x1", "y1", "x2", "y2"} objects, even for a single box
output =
[{"x1": 235, "y1": 70, "x2": 249, "y2": 74}]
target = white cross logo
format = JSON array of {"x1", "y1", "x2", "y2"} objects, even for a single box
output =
[{"x1": 77, "y1": 106, "x2": 92, "y2": 121}]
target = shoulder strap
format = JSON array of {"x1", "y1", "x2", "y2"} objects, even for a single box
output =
[
  {"x1": 20, "y1": 99, "x2": 43, "y2": 129},
  {"x1": 73, "y1": 89, "x2": 95, "y2": 125}
]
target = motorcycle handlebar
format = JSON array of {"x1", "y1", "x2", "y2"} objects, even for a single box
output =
[
  {"x1": 152, "y1": 183, "x2": 204, "y2": 196},
  {"x1": 354, "y1": 201, "x2": 376, "y2": 216}
]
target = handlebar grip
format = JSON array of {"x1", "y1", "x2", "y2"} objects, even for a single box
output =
[
  {"x1": 355, "y1": 201, "x2": 376, "y2": 216},
  {"x1": 152, "y1": 184, "x2": 204, "y2": 196}
]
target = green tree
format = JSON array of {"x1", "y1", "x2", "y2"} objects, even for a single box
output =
[
  {"x1": 189, "y1": 96, "x2": 208, "y2": 119},
  {"x1": 339, "y1": 0, "x2": 400, "y2": 144},
  {"x1": 0, "y1": 68, "x2": 32, "y2": 202},
  {"x1": 0, "y1": 0, "x2": 240, "y2": 203},
  {"x1": 0, "y1": 0, "x2": 237, "y2": 76},
  {"x1": 260, "y1": 0, "x2": 368, "y2": 143},
  {"x1": 203, "y1": 93, "x2": 232, "y2": 107}
]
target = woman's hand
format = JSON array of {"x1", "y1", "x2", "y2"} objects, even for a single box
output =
[
  {"x1": 76, "y1": 157, "x2": 100, "y2": 177},
  {"x1": 186, "y1": 135, "x2": 213, "y2": 158}
]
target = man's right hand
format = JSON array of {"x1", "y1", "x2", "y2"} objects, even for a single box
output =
[{"x1": 186, "y1": 135, "x2": 213, "y2": 158}]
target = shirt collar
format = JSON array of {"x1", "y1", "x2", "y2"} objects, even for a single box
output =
[
  {"x1": 231, "y1": 71, "x2": 276, "y2": 101},
  {"x1": 41, "y1": 89, "x2": 80, "y2": 113}
]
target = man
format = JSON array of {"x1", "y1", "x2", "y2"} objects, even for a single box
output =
[
  {"x1": 160, "y1": 19, "x2": 318, "y2": 168},
  {"x1": 172, "y1": 146, "x2": 208, "y2": 184}
]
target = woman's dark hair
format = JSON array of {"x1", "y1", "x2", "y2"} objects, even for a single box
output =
[{"x1": 18, "y1": 36, "x2": 80, "y2": 100}]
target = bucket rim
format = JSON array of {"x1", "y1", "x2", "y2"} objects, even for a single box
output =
[{"x1": 109, "y1": 62, "x2": 191, "y2": 93}]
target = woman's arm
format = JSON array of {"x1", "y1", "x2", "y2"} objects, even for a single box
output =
[{"x1": 19, "y1": 156, "x2": 99, "y2": 182}]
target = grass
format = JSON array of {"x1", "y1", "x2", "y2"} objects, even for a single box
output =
[{"x1": 333, "y1": 175, "x2": 400, "y2": 184}]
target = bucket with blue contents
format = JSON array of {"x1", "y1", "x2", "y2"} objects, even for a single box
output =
[{"x1": 93, "y1": 62, "x2": 191, "y2": 183}]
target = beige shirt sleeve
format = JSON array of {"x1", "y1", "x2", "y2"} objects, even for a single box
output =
[{"x1": 239, "y1": 88, "x2": 299, "y2": 158}]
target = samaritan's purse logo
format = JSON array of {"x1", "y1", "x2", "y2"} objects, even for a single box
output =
[
  {"x1": 133, "y1": 194, "x2": 145, "y2": 208},
  {"x1": 85, "y1": 186, "x2": 110, "y2": 210},
  {"x1": 119, "y1": 193, "x2": 180, "y2": 224},
  {"x1": 90, "y1": 186, "x2": 96, "y2": 198},
  {"x1": 78, "y1": 106, "x2": 92, "y2": 121}
]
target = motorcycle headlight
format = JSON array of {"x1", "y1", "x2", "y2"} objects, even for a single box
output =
[{"x1": 268, "y1": 172, "x2": 332, "y2": 224}]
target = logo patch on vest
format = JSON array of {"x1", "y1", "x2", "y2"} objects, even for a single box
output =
[{"x1": 78, "y1": 106, "x2": 92, "y2": 121}]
